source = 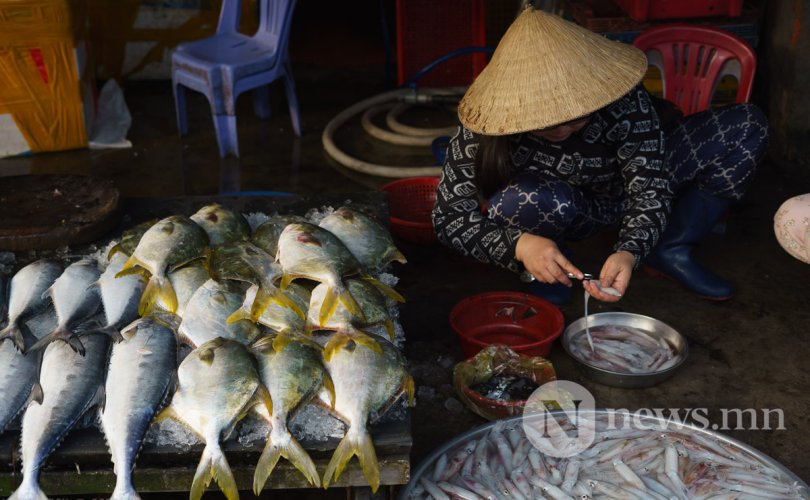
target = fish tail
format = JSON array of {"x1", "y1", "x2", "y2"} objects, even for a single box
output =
[
  {"x1": 0, "y1": 323, "x2": 26, "y2": 353},
  {"x1": 115, "y1": 255, "x2": 149, "y2": 278},
  {"x1": 9, "y1": 475, "x2": 48, "y2": 500},
  {"x1": 91, "y1": 325, "x2": 125, "y2": 343},
  {"x1": 273, "y1": 331, "x2": 321, "y2": 353},
  {"x1": 140, "y1": 274, "x2": 177, "y2": 315},
  {"x1": 226, "y1": 306, "x2": 251, "y2": 325},
  {"x1": 250, "y1": 286, "x2": 305, "y2": 322},
  {"x1": 323, "y1": 330, "x2": 382, "y2": 361},
  {"x1": 323, "y1": 427, "x2": 380, "y2": 492},
  {"x1": 191, "y1": 443, "x2": 238, "y2": 500},
  {"x1": 110, "y1": 477, "x2": 141, "y2": 500},
  {"x1": 254, "y1": 426, "x2": 320, "y2": 494},
  {"x1": 317, "y1": 286, "x2": 340, "y2": 326},
  {"x1": 362, "y1": 275, "x2": 405, "y2": 303},
  {"x1": 29, "y1": 327, "x2": 86, "y2": 356}
]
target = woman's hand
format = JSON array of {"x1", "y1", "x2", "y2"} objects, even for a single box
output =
[
  {"x1": 516, "y1": 233, "x2": 584, "y2": 286},
  {"x1": 583, "y1": 251, "x2": 635, "y2": 302}
]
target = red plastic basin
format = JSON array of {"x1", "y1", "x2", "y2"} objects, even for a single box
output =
[{"x1": 449, "y1": 292, "x2": 564, "y2": 358}]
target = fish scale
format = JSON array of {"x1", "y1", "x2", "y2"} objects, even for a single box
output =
[{"x1": 10, "y1": 333, "x2": 110, "y2": 500}]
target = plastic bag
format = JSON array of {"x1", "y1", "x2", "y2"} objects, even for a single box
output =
[
  {"x1": 453, "y1": 344, "x2": 556, "y2": 420},
  {"x1": 89, "y1": 79, "x2": 132, "y2": 149}
]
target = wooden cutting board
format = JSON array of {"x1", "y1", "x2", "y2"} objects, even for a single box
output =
[{"x1": 0, "y1": 174, "x2": 120, "y2": 251}]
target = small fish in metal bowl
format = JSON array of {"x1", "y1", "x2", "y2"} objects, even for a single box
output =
[{"x1": 562, "y1": 312, "x2": 688, "y2": 388}]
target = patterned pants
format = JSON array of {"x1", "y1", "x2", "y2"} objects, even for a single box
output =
[{"x1": 488, "y1": 103, "x2": 769, "y2": 240}]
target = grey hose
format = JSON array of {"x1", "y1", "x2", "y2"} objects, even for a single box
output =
[{"x1": 322, "y1": 87, "x2": 465, "y2": 178}]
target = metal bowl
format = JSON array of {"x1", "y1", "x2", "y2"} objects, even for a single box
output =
[{"x1": 562, "y1": 312, "x2": 688, "y2": 388}]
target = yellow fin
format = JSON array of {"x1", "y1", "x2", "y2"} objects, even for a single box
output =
[
  {"x1": 254, "y1": 430, "x2": 320, "y2": 494},
  {"x1": 323, "y1": 429, "x2": 379, "y2": 492},
  {"x1": 279, "y1": 274, "x2": 295, "y2": 290},
  {"x1": 226, "y1": 306, "x2": 251, "y2": 325},
  {"x1": 338, "y1": 287, "x2": 366, "y2": 322},
  {"x1": 256, "y1": 383, "x2": 273, "y2": 416},
  {"x1": 351, "y1": 331, "x2": 383, "y2": 355},
  {"x1": 198, "y1": 345, "x2": 216, "y2": 365},
  {"x1": 324, "y1": 330, "x2": 382, "y2": 361},
  {"x1": 322, "y1": 371, "x2": 336, "y2": 409},
  {"x1": 403, "y1": 374, "x2": 416, "y2": 406},
  {"x1": 153, "y1": 405, "x2": 177, "y2": 424},
  {"x1": 273, "y1": 331, "x2": 321, "y2": 353},
  {"x1": 363, "y1": 276, "x2": 405, "y2": 303},
  {"x1": 139, "y1": 275, "x2": 177, "y2": 315},
  {"x1": 318, "y1": 286, "x2": 340, "y2": 326},
  {"x1": 115, "y1": 255, "x2": 149, "y2": 279},
  {"x1": 251, "y1": 286, "x2": 305, "y2": 321},
  {"x1": 190, "y1": 444, "x2": 238, "y2": 500},
  {"x1": 107, "y1": 243, "x2": 123, "y2": 260},
  {"x1": 271, "y1": 331, "x2": 294, "y2": 353},
  {"x1": 384, "y1": 319, "x2": 396, "y2": 341},
  {"x1": 390, "y1": 249, "x2": 408, "y2": 264}
]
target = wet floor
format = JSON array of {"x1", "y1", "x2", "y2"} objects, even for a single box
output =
[{"x1": 2, "y1": 58, "x2": 810, "y2": 496}]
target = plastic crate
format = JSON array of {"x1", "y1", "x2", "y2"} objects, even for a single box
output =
[
  {"x1": 614, "y1": 0, "x2": 743, "y2": 22},
  {"x1": 396, "y1": 0, "x2": 487, "y2": 87},
  {"x1": 379, "y1": 177, "x2": 439, "y2": 245},
  {"x1": 566, "y1": 0, "x2": 760, "y2": 47}
]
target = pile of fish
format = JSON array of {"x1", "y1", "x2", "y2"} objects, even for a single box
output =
[
  {"x1": 409, "y1": 414, "x2": 808, "y2": 499},
  {"x1": 567, "y1": 325, "x2": 682, "y2": 375},
  {"x1": 0, "y1": 203, "x2": 415, "y2": 499}
]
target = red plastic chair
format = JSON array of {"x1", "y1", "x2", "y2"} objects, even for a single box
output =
[{"x1": 632, "y1": 24, "x2": 756, "y2": 115}]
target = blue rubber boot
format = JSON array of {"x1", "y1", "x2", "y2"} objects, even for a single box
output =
[{"x1": 644, "y1": 187, "x2": 733, "y2": 300}]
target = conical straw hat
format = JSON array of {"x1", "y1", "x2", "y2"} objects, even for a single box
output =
[{"x1": 458, "y1": 8, "x2": 648, "y2": 135}]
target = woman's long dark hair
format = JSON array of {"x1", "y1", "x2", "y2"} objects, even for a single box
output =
[{"x1": 474, "y1": 135, "x2": 513, "y2": 202}]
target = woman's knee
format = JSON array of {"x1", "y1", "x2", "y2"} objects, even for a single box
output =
[{"x1": 488, "y1": 175, "x2": 581, "y2": 234}]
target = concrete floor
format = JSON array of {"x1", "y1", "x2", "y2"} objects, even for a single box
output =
[{"x1": 2, "y1": 61, "x2": 810, "y2": 493}]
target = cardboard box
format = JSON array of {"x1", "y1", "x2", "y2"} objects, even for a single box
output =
[
  {"x1": 0, "y1": 0, "x2": 96, "y2": 157},
  {"x1": 87, "y1": 0, "x2": 259, "y2": 81}
]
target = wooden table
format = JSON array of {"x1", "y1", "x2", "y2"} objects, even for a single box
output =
[
  {"x1": 0, "y1": 416, "x2": 411, "y2": 495},
  {"x1": 0, "y1": 192, "x2": 412, "y2": 497}
]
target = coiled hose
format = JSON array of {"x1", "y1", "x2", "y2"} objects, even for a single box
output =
[{"x1": 321, "y1": 87, "x2": 467, "y2": 178}]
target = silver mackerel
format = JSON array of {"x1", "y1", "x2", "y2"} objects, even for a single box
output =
[
  {"x1": 101, "y1": 314, "x2": 179, "y2": 500},
  {"x1": 10, "y1": 333, "x2": 110, "y2": 500}
]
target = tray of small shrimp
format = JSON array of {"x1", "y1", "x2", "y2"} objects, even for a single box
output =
[
  {"x1": 401, "y1": 410, "x2": 809, "y2": 499},
  {"x1": 562, "y1": 312, "x2": 688, "y2": 388}
]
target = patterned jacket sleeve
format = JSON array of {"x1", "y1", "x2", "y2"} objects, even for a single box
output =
[
  {"x1": 431, "y1": 126, "x2": 524, "y2": 272},
  {"x1": 609, "y1": 85, "x2": 675, "y2": 266}
]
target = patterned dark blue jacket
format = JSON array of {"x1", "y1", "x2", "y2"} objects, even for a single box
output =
[{"x1": 432, "y1": 85, "x2": 676, "y2": 273}]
